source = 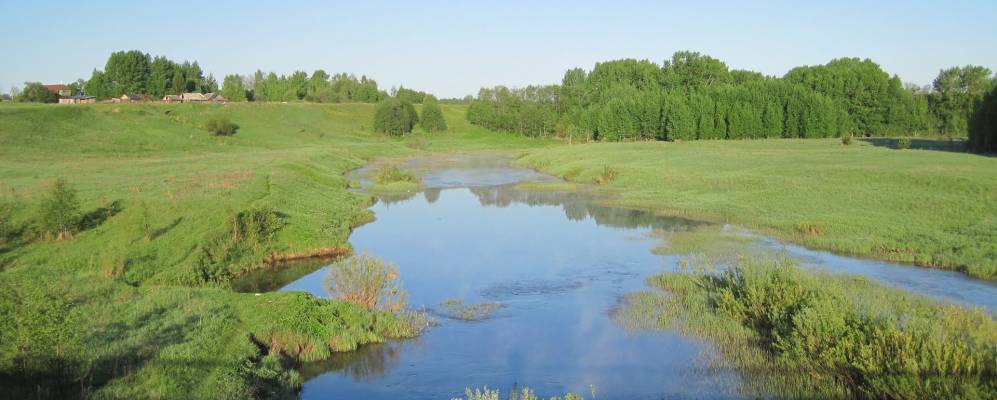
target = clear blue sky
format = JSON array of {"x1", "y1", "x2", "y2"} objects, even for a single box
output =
[{"x1": 2, "y1": 0, "x2": 996, "y2": 98}]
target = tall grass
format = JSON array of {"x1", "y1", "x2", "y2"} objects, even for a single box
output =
[
  {"x1": 618, "y1": 259, "x2": 997, "y2": 398},
  {"x1": 324, "y1": 252, "x2": 407, "y2": 312}
]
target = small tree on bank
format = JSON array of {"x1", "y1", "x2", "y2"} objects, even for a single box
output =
[
  {"x1": 418, "y1": 95, "x2": 448, "y2": 132},
  {"x1": 37, "y1": 178, "x2": 81, "y2": 240},
  {"x1": 373, "y1": 98, "x2": 418, "y2": 135}
]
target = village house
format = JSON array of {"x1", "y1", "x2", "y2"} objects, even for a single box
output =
[
  {"x1": 115, "y1": 94, "x2": 146, "y2": 103},
  {"x1": 181, "y1": 92, "x2": 228, "y2": 103},
  {"x1": 43, "y1": 84, "x2": 73, "y2": 97},
  {"x1": 0, "y1": 94, "x2": 11, "y2": 102},
  {"x1": 58, "y1": 95, "x2": 96, "y2": 104},
  {"x1": 163, "y1": 92, "x2": 228, "y2": 104}
]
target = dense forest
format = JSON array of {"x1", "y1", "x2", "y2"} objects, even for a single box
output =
[
  {"x1": 466, "y1": 52, "x2": 997, "y2": 142},
  {"x1": 78, "y1": 50, "x2": 435, "y2": 104}
]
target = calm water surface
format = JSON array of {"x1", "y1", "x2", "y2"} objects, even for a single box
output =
[{"x1": 268, "y1": 156, "x2": 996, "y2": 399}]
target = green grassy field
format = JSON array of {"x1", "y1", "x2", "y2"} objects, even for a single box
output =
[
  {"x1": 2, "y1": 101, "x2": 995, "y2": 398},
  {"x1": 0, "y1": 102, "x2": 548, "y2": 398},
  {"x1": 516, "y1": 140, "x2": 997, "y2": 279}
]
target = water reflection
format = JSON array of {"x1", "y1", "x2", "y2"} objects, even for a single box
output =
[
  {"x1": 287, "y1": 157, "x2": 996, "y2": 399},
  {"x1": 300, "y1": 341, "x2": 406, "y2": 383},
  {"x1": 291, "y1": 184, "x2": 739, "y2": 399}
]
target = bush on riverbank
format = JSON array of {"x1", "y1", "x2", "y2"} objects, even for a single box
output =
[
  {"x1": 618, "y1": 259, "x2": 997, "y2": 398},
  {"x1": 325, "y1": 253, "x2": 407, "y2": 311}
]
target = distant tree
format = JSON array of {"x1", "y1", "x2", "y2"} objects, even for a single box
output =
[
  {"x1": 418, "y1": 95, "x2": 447, "y2": 132},
  {"x1": 969, "y1": 85, "x2": 997, "y2": 152},
  {"x1": 67, "y1": 79, "x2": 86, "y2": 96},
  {"x1": 201, "y1": 73, "x2": 219, "y2": 93},
  {"x1": 373, "y1": 98, "x2": 419, "y2": 135},
  {"x1": 104, "y1": 50, "x2": 151, "y2": 96},
  {"x1": 16, "y1": 82, "x2": 57, "y2": 103},
  {"x1": 220, "y1": 74, "x2": 247, "y2": 101},
  {"x1": 36, "y1": 178, "x2": 81, "y2": 240},
  {"x1": 396, "y1": 86, "x2": 427, "y2": 104},
  {"x1": 930, "y1": 66, "x2": 994, "y2": 134},
  {"x1": 85, "y1": 69, "x2": 110, "y2": 99},
  {"x1": 147, "y1": 56, "x2": 176, "y2": 98}
]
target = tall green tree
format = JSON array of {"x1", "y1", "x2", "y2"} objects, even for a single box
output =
[
  {"x1": 418, "y1": 95, "x2": 447, "y2": 132},
  {"x1": 104, "y1": 50, "x2": 151, "y2": 96},
  {"x1": 220, "y1": 74, "x2": 247, "y2": 101},
  {"x1": 930, "y1": 66, "x2": 994, "y2": 134},
  {"x1": 968, "y1": 85, "x2": 997, "y2": 152},
  {"x1": 373, "y1": 98, "x2": 418, "y2": 135},
  {"x1": 147, "y1": 56, "x2": 176, "y2": 98}
]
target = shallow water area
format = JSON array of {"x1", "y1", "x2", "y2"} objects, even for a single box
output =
[{"x1": 272, "y1": 154, "x2": 997, "y2": 399}]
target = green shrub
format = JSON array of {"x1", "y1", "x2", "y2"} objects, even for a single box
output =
[
  {"x1": 324, "y1": 252, "x2": 407, "y2": 311},
  {"x1": 841, "y1": 135, "x2": 852, "y2": 145},
  {"x1": 36, "y1": 178, "x2": 81, "y2": 240},
  {"x1": 372, "y1": 98, "x2": 418, "y2": 135},
  {"x1": 897, "y1": 136, "x2": 912, "y2": 149},
  {"x1": 418, "y1": 95, "x2": 447, "y2": 132},
  {"x1": 204, "y1": 118, "x2": 239, "y2": 136}
]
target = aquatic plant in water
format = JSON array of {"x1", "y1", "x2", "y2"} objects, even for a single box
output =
[{"x1": 435, "y1": 298, "x2": 502, "y2": 321}]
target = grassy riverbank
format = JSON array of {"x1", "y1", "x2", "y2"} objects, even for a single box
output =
[
  {"x1": 615, "y1": 260, "x2": 997, "y2": 398},
  {"x1": 0, "y1": 102, "x2": 547, "y2": 397},
  {"x1": 517, "y1": 140, "x2": 997, "y2": 279}
]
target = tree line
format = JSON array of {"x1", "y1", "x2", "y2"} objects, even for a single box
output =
[
  {"x1": 85, "y1": 50, "x2": 218, "y2": 99},
  {"x1": 67, "y1": 50, "x2": 435, "y2": 104},
  {"x1": 466, "y1": 52, "x2": 997, "y2": 143}
]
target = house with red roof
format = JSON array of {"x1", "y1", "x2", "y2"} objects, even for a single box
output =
[{"x1": 43, "y1": 84, "x2": 73, "y2": 97}]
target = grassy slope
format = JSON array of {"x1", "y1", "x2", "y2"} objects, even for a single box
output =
[
  {"x1": 0, "y1": 102, "x2": 545, "y2": 398},
  {"x1": 518, "y1": 140, "x2": 997, "y2": 279}
]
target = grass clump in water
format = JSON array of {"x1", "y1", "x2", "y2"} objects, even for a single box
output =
[
  {"x1": 616, "y1": 258, "x2": 997, "y2": 399},
  {"x1": 435, "y1": 298, "x2": 502, "y2": 321},
  {"x1": 370, "y1": 164, "x2": 421, "y2": 193}
]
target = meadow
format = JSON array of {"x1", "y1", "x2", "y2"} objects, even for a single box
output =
[
  {"x1": 0, "y1": 102, "x2": 546, "y2": 398},
  {"x1": 516, "y1": 139, "x2": 997, "y2": 279},
  {"x1": 1, "y1": 101, "x2": 996, "y2": 398}
]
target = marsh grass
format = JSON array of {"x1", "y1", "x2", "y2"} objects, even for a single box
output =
[
  {"x1": 616, "y1": 259, "x2": 997, "y2": 399},
  {"x1": 435, "y1": 298, "x2": 502, "y2": 321},
  {"x1": 369, "y1": 164, "x2": 422, "y2": 193},
  {"x1": 373, "y1": 164, "x2": 419, "y2": 185},
  {"x1": 594, "y1": 165, "x2": 618, "y2": 185}
]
